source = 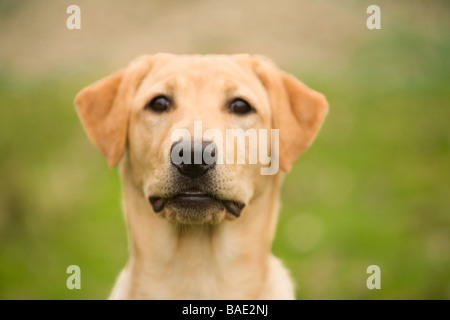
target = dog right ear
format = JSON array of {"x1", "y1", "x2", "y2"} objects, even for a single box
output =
[
  {"x1": 237, "y1": 55, "x2": 328, "y2": 173},
  {"x1": 75, "y1": 57, "x2": 153, "y2": 167}
]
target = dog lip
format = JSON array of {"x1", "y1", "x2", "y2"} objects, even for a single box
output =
[
  {"x1": 149, "y1": 196, "x2": 167, "y2": 213},
  {"x1": 221, "y1": 200, "x2": 245, "y2": 217},
  {"x1": 149, "y1": 191, "x2": 245, "y2": 218},
  {"x1": 177, "y1": 188, "x2": 209, "y2": 197},
  {"x1": 175, "y1": 192, "x2": 246, "y2": 217}
]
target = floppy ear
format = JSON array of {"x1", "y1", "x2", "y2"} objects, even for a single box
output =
[
  {"x1": 75, "y1": 57, "x2": 152, "y2": 167},
  {"x1": 253, "y1": 57, "x2": 328, "y2": 172}
]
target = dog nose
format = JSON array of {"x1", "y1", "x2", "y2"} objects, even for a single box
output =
[{"x1": 170, "y1": 140, "x2": 217, "y2": 179}]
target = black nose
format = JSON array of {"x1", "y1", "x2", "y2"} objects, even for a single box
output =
[{"x1": 170, "y1": 140, "x2": 217, "y2": 179}]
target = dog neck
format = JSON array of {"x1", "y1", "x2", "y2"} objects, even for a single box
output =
[{"x1": 110, "y1": 161, "x2": 288, "y2": 299}]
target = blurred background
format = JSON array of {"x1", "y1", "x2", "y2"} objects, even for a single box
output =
[{"x1": 0, "y1": 0, "x2": 449, "y2": 299}]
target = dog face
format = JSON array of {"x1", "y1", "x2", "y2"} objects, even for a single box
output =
[{"x1": 75, "y1": 53, "x2": 328, "y2": 224}]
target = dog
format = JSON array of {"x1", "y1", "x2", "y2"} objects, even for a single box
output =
[{"x1": 75, "y1": 53, "x2": 328, "y2": 299}]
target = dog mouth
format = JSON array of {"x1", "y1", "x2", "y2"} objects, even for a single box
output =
[{"x1": 149, "y1": 188, "x2": 245, "y2": 218}]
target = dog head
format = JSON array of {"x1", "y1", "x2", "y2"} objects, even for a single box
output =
[{"x1": 75, "y1": 53, "x2": 328, "y2": 224}]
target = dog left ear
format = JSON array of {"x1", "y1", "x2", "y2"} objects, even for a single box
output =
[
  {"x1": 250, "y1": 56, "x2": 329, "y2": 172},
  {"x1": 75, "y1": 56, "x2": 153, "y2": 167}
]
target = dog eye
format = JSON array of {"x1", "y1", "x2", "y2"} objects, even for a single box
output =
[
  {"x1": 145, "y1": 96, "x2": 171, "y2": 113},
  {"x1": 228, "y1": 98, "x2": 254, "y2": 115}
]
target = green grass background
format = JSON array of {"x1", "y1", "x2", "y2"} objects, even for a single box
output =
[{"x1": 0, "y1": 1, "x2": 449, "y2": 299}]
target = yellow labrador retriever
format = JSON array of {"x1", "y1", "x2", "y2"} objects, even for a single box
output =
[{"x1": 75, "y1": 53, "x2": 328, "y2": 299}]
